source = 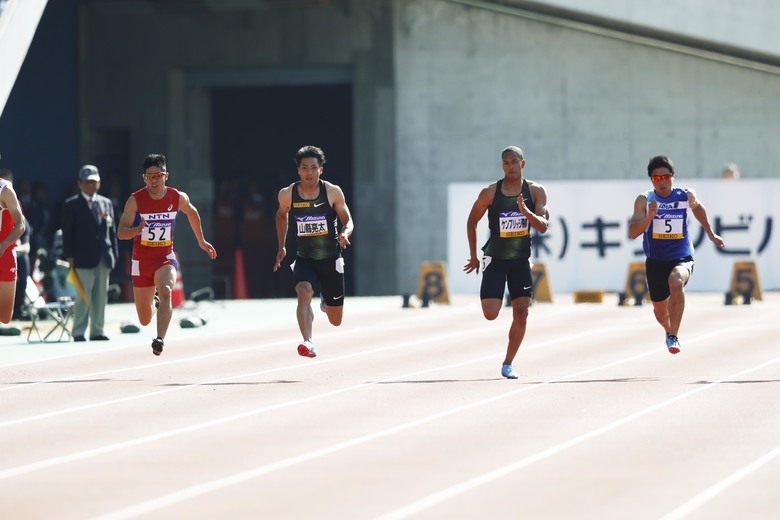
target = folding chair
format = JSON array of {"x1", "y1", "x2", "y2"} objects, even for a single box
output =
[{"x1": 24, "y1": 277, "x2": 75, "y2": 343}]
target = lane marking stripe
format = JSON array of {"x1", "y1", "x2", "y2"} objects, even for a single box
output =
[
  {"x1": 659, "y1": 444, "x2": 780, "y2": 520},
  {"x1": 90, "y1": 343, "x2": 683, "y2": 520},
  {"x1": 0, "y1": 328, "x2": 619, "y2": 479}
]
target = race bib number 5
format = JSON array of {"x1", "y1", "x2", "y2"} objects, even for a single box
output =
[{"x1": 651, "y1": 216, "x2": 684, "y2": 239}]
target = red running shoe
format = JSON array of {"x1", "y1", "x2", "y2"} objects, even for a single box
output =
[
  {"x1": 297, "y1": 341, "x2": 317, "y2": 358},
  {"x1": 666, "y1": 334, "x2": 681, "y2": 355}
]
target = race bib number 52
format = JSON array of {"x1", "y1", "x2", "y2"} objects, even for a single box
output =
[{"x1": 140, "y1": 222, "x2": 173, "y2": 247}]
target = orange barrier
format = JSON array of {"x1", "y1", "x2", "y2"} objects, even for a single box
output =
[{"x1": 172, "y1": 266, "x2": 185, "y2": 308}]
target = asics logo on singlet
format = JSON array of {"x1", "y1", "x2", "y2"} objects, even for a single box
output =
[{"x1": 167, "y1": 204, "x2": 173, "y2": 211}]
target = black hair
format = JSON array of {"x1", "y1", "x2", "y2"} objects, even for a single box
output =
[
  {"x1": 501, "y1": 146, "x2": 524, "y2": 160},
  {"x1": 647, "y1": 155, "x2": 674, "y2": 176},
  {"x1": 294, "y1": 146, "x2": 326, "y2": 167},
  {"x1": 143, "y1": 153, "x2": 167, "y2": 172}
]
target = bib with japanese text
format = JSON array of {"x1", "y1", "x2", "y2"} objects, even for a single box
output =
[
  {"x1": 290, "y1": 180, "x2": 340, "y2": 260},
  {"x1": 482, "y1": 178, "x2": 534, "y2": 260}
]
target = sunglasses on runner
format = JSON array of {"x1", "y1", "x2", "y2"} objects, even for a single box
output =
[
  {"x1": 651, "y1": 174, "x2": 673, "y2": 182},
  {"x1": 143, "y1": 172, "x2": 166, "y2": 180}
]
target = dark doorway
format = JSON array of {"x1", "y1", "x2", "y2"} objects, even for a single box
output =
[{"x1": 210, "y1": 84, "x2": 354, "y2": 299}]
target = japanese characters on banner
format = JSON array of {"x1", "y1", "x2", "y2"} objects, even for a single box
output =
[{"x1": 447, "y1": 180, "x2": 778, "y2": 294}]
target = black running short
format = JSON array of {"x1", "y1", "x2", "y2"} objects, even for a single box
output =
[
  {"x1": 645, "y1": 256, "x2": 694, "y2": 302},
  {"x1": 293, "y1": 254, "x2": 346, "y2": 307},
  {"x1": 480, "y1": 256, "x2": 533, "y2": 301}
]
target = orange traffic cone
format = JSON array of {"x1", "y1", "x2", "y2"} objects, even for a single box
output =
[
  {"x1": 172, "y1": 266, "x2": 185, "y2": 308},
  {"x1": 232, "y1": 248, "x2": 248, "y2": 300}
]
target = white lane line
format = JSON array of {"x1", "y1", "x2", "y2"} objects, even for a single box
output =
[
  {"x1": 659, "y1": 444, "x2": 780, "y2": 520},
  {"x1": 0, "y1": 303, "x2": 592, "y2": 426},
  {"x1": 0, "y1": 354, "x2": 497, "y2": 482},
  {"x1": 374, "y1": 354, "x2": 780, "y2": 520},
  {"x1": 0, "y1": 299, "x2": 431, "y2": 370},
  {"x1": 0, "y1": 321, "x2": 499, "y2": 428},
  {"x1": 0, "y1": 338, "x2": 289, "y2": 394},
  {"x1": 88, "y1": 342, "x2": 665, "y2": 520},
  {"x1": 0, "y1": 308, "x2": 440, "y2": 390},
  {"x1": 0, "y1": 312, "x2": 277, "y2": 370},
  {"x1": 0, "y1": 327, "x2": 608, "y2": 480}
]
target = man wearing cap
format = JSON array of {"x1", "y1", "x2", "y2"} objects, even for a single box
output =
[{"x1": 61, "y1": 165, "x2": 119, "y2": 341}]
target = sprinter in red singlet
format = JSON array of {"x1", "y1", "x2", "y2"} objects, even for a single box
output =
[
  {"x1": 117, "y1": 154, "x2": 217, "y2": 356},
  {"x1": 0, "y1": 169, "x2": 26, "y2": 324}
]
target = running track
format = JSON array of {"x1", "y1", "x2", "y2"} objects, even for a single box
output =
[{"x1": 1, "y1": 293, "x2": 778, "y2": 519}]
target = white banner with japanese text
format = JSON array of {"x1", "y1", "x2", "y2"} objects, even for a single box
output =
[{"x1": 448, "y1": 180, "x2": 779, "y2": 294}]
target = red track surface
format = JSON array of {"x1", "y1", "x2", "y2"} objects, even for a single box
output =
[{"x1": 1, "y1": 293, "x2": 778, "y2": 519}]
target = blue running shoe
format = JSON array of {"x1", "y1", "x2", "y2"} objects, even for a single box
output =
[
  {"x1": 501, "y1": 364, "x2": 518, "y2": 379},
  {"x1": 297, "y1": 340, "x2": 317, "y2": 358},
  {"x1": 665, "y1": 334, "x2": 681, "y2": 354}
]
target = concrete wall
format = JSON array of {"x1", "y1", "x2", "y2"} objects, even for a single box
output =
[
  {"x1": 80, "y1": 0, "x2": 397, "y2": 294},
  {"x1": 393, "y1": 0, "x2": 780, "y2": 293},
  {"x1": 76, "y1": 0, "x2": 780, "y2": 296},
  {"x1": 527, "y1": 0, "x2": 780, "y2": 57}
]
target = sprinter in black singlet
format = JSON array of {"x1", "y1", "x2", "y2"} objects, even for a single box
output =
[
  {"x1": 464, "y1": 146, "x2": 549, "y2": 379},
  {"x1": 274, "y1": 146, "x2": 354, "y2": 358}
]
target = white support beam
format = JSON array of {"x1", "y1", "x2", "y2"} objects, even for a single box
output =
[{"x1": 0, "y1": 0, "x2": 48, "y2": 118}]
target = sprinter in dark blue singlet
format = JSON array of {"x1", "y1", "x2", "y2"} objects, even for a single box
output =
[
  {"x1": 464, "y1": 146, "x2": 549, "y2": 379},
  {"x1": 629, "y1": 155, "x2": 724, "y2": 354},
  {"x1": 274, "y1": 146, "x2": 354, "y2": 358}
]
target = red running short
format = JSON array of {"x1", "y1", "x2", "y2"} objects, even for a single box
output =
[
  {"x1": 131, "y1": 252, "x2": 178, "y2": 288},
  {"x1": 0, "y1": 248, "x2": 17, "y2": 282}
]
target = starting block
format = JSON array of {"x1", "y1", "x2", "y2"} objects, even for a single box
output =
[
  {"x1": 618, "y1": 262, "x2": 650, "y2": 306},
  {"x1": 508, "y1": 263, "x2": 553, "y2": 305},
  {"x1": 725, "y1": 261, "x2": 762, "y2": 305},
  {"x1": 120, "y1": 322, "x2": 141, "y2": 334},
  {"x1": 180, "y1": 316, "x2": 207, "y2": 328},
  {"x1": 573, "y1": 290, "x2": 604, "y2": 304},
  {"x1": 532, "y1": 263, "x2": 553, "y2": 303},
  {"x1": 415, "y1": 261, "x2": 450, "y2": 305},
  {"x1": 0, "y1": 325, "x2": 22, "y2": 336}
]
